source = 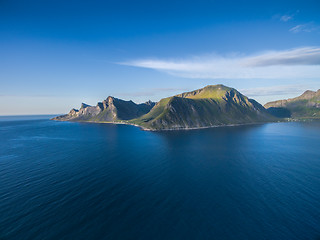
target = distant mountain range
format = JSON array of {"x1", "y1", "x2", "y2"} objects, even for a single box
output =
[
  {"x1": 53, "y1": 97, "x2": 155, "y2": 122},
  {"x1": 264, "y1": 89, "x2": 320, "y2": 119},
  {"x1": 53, "y1": 84, "x2": 320, "y2": 130}
]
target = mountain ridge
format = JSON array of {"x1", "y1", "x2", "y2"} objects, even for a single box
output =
[
  {"x1": 53, "y1": 84, "x2": 282, "y2": 131},
  {"x1": 264, "y1": 89, "x2": 320, "y2": 119},
  {"x1": 52, "y1": 96, "x2": 156, "y2": 122},
  {"x1": 129, "y1": 85, "x2": 275, "y2": 130}
]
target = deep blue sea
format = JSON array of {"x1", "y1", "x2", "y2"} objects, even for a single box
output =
[{"x1": 1, "y1": 116, "x2": 320, "y2": 240}]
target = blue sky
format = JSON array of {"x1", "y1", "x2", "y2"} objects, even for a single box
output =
[{"x1": 1, "y1": 0, "x2": 319, "y2": 115}]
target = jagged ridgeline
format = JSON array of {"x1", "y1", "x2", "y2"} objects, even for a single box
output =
[
  {"x1": 52, "y1": 97, "x2": 156, "y2": 122},
  {"x1": 129, "y1": 85, "x2": 274, "y2": 130},
  {"x1": 53, "y1": 84, "x2": 276, "y2": 130},
  {"x1": 264, "y1": 89, "x2": 320, "y2": 119}
]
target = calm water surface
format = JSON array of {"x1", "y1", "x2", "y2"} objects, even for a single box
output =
[{"x1": 0, "y1": 116, "x2": 320, "y2": 239}]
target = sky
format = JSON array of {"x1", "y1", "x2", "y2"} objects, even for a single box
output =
[{"x1": 0, "y1": 0, "x2": 319, "y2": 115}]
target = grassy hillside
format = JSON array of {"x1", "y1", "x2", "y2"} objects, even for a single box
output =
[{"x1": 130, "y1": 85, "x2": 274, "y2": 130}]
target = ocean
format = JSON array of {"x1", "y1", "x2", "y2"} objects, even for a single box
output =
[{"x1": 1, "y1": 116, "x2": 320, "y2": 239}]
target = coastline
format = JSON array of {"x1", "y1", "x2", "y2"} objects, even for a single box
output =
[
  {"x1": 51, "y1": 118, "x2": 286, "y2": 132},
  {"x1": 51, "y1": 118, "x2": 150, "y2": 131}
]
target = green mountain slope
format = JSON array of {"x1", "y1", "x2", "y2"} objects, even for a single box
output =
[
  {"x1": 130, "y1": 85, "x2": 274, "y2": 130},
  {"x1": 264, "y1": 89, "x2": 320, "y2": 119}
]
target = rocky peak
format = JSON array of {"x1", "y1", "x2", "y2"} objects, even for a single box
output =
[
  {"x1": 70, "y1": 108, "x2": 79, "y2": 113},
  {"x1": 297, "y1": 90, "x2": 317, "y2": 100},
  {"x1": 101, "y1": 96, "x2": 114, "y2": 109},
  {"x1": 80, "y1": 103, "x2": 90, "y2": 109},
  {"x1": 96, "y1": 102, "x2": 104, "y2": 110},
  {"x1": 107, "y1": 96, "x2": 114, "y2": 102},
  {"x1": 69, "y1": 108, "x2": 79, "y2": 117},
  {"x1": 145, "y1": 100, "x2": 155, "y2": 106},
  {"x1": 302, "y1": 90, "x2": 315, "y2": 96},
  {"x1": 176, "y1": 84, "x2": 234, "y2": 99},
  {"x1": 204, "y1": 84, "x2": 223, "y2": 88},
  {"x1": 203, "y1": 84, "x2": 231, "y2": 91}
]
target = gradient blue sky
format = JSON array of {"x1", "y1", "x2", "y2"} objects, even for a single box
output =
[{"x1": 1, "y1": 0, "x2": 319, "y2": 115}]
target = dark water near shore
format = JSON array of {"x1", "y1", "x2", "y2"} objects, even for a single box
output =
[{"x1": 1, "y1": 116, "x2": 320, "y2": 240}]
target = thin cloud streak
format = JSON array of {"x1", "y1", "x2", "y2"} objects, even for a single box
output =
[
  {"x1": 120, "y1": 47, "x2": 320, "y2": 79},
  {"x1": 289, "y1": 23, "x2": 319, "y2": 33},
  {"x1": 280, "y1": 15, "x2": 293, "y2": 22},
  {"x1": 240, "y1": 85, "x2": 314, "y2": 97},
  {"x1": 244, "y1": 47, "x2": 320, "y2": 67}
]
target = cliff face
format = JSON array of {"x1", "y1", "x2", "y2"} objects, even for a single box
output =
[
  {"x1": 264, "y1": 89, "x2": 320, "y2": 118},
  {"x1": 52, "y1": 96, "x2": 156, "y2": 122},
  {"x1": 130, "y1": 85, "x2": 274, "y2": 130}
]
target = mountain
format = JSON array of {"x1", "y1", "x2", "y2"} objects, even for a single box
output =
[
  {"x1": 129, "y1": 85, "x2": 274, "y2": 130},
  {"x1": 52, "y1": 96, "x2": 156, "y2": 122},
  {"x1": 264, "y1": 89, "x2": 320, "y2": 119}
]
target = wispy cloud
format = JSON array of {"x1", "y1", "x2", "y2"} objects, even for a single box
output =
[
  {"x1": 280, "y1": 15, "x2": 293, "y2": 22},
  {"x1": 289, "y1": 23, "x2": 319, "y2": 33},
  {"x1": 240, "y1": 85, "x2": 313, "y2": 97},
  {"x1": 120, "y1": 47, "x2": 320, "y2": 79},
  {"x1": 243, "y1": 47, "x2": 320, "y2": 67},
  {"x1": 273, "y1": 12, "x2": 296, "y2": 22}
]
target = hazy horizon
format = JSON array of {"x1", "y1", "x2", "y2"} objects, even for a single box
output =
[{"x1": 0, "y1": 84, "x2": 319, "y2": 116}]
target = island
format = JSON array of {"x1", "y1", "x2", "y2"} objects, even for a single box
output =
[{"x1": 52, "y1": 84, "x2": 320, "y2": 131}]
